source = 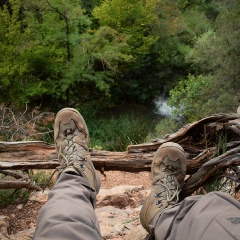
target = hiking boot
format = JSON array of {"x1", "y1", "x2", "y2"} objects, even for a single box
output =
[
  {"x1": 140, "y1": 142, "x2": 186, "y2": 233},
  {"x1": 54, "y1": 108, "x2": 100, "y2": 194}
]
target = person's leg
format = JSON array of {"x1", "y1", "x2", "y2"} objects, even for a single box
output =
[
  {"x1": 33, "y1": 108, "x2": 102, "y2": 240},
  {"x1": 153, "y1": 191, "x2": 240, "y2": 240},
  {"x1": 140, "y1": 142, "x2": 240, "y2": 240},
  {"x1": 140, "y1": 142, "x2": 186, "y2": 235},
  {"x1": 33, "y1": 173, "x2": 101, "y2": 240}
]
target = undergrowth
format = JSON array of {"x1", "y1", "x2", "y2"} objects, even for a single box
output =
[
  {"x1": 0, "y1": 104, "x2": 55, "y2": 142},
  {"x1": 79, "y1": 106, "x2": 159, "y2": 151},
  {"x1": 0, "y1": 170, "x2": 54, "y2": 208}
]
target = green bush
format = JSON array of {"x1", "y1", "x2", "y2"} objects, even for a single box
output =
[
  {"x1": 146, "y1": 118, "x2": 179, "y2": 142},
  {"x1": 0, "y1": 187, "x2": 30, "y2": 208},
  {"x1": 79, "y1": 105, "x2": 157, "y2": 151},
  {"x1": 31, "y1": 170, "x2": 55, "y2": 189},
  {"x1": 89, "y1": 114, "x2": 156, "y2": 151},
  {"x1": 169, "y1": 74, "x2": 212, "y2": 122},
  {"x1": 0, "y1": 170, "x2": 54, "y2": 208}
]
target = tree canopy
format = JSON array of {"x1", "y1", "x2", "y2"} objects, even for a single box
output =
[{"x1": 0, "y1": 0, "x2": 239, "y2": 120}]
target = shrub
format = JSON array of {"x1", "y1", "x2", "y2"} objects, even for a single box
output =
[
  {"x1": 89, "y1": 114, "x2": 156, "y2": 151},
  {"x1": 145, "y1": 118, "x2": 179, "y2": 142},
  {"x1": 0, "y1": 104, "x2": 55, "y2": 142}
]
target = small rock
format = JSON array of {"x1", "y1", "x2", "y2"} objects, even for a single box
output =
[
  {"x1": 124, "y1": 225, "x2": 149, "y2": 240},
  {"x1": 0, "y1": 215, "x2": 10, "y2": 235},
  {"x1": 16, "y1": 204, "x2": 23, "y2": 210},
  {"x1": 96, "y1": 206, "x2": 135, "y2": 239},
  {"x1": 29, "y1": 190, "x2": 49, "y2": 203},
  {"x1": 9, "y1": 227, "x2": 35, "y2": 240},
  {"x1": 97, "y1": 185, "x2": 144, "y2": 209}
]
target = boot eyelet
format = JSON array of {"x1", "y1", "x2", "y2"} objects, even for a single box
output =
[
  {"x1": 156, "y1": 200, "x2": 161, "y2": 205},
  {"x1": 80, "y1": 164, "x2": 85, "y2": 169}
]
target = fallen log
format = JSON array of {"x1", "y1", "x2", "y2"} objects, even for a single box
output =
[
  {"x1": 181, "y1": 146, "x2": 240, "y2": 197},
  {"x1": 127, "y1": 113, "x2": 240, "y2": 153},
  {"x1": 0, "y1": 113, "x2": 240, "y2": 196},
  {"x1": 0, "y1": 141, "x2": 152, "y2": 172},
  {"x1": 0, "y1": 180, "x2": 42, "y2": 191}
]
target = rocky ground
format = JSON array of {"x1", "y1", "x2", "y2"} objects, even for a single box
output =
[{"x1": 0, "y1": 171, "x2": 152, "y2": 240}]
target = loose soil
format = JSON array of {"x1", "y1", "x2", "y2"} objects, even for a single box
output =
[{"x1": 0, "y1": 170, "x2": 151, "y2": 235}]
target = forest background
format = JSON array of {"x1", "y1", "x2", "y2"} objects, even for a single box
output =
[{"x1": 0, "y1": 0, "x2": 239, "y2": 151}]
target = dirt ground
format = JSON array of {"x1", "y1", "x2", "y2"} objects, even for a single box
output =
[{"x1": 0, "y1": 170, "x2": 151, "y2": 235}]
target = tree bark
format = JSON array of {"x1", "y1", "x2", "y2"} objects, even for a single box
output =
[{"x1": 0, "y1": 180, "x2": 42, "y2": 191}]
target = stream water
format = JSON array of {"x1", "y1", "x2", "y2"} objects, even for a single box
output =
[{"x1": 99, "y1": 97, "x2": 175, "y2": 120}]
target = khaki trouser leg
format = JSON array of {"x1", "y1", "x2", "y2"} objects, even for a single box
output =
[
  {"x1": 33, "y1": 173, "x2": 102, "y2": 240},
  {"x1": 151, "y1": 192, "x2": 240, "y2": 240}
]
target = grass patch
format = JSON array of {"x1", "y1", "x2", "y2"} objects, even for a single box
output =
[
  {"x1": 0, "y1": 170, "x2": 54, "y2": 208},
  {"x1": 78, "y1": 105, "x2": 181, "y2": 151},
  {"x1": 145, "y1": 118, "x2": 179, "y2": 142},
  {"x1": 31, "y1": 170, "x2": 55, "y2": 189},
  {"x1": 89, "y1": 114, "x2": 157, "y2": 151},
  {"x1": 0, "y1": 188, "x2": 31, "y2": 208}
]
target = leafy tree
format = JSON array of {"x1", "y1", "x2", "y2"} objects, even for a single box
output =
[
  {"x1": 93, "y1": 0, "x2": 158, "y2": 61},
  {"x1": 93, "y1": 0, "x2": 189, "y2": 102},
  {"x1": 0, "y1": 0, "x2": 35, "y2": 103},
  {"x1": 169, "y1": 0, "x2": 240, "y2": 121},
  {"x1": 169, "y1": 74, "x2": 212, "y2": 121},
  {"x1": 61, "y1": 26, "x2": 133, "y2": 105},
  {"x1": 186, "y1": 0, "x2": 239, "y2": 115},
  {"x1": 0, "y1": 0, "x2": 132, "y2": 106}
]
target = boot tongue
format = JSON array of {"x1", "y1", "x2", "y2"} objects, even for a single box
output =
[
  {"x1": 63, "y1": 128, "x2": 75, "y2": 136},
  {"x1": 61, "y1": 120, "x2": 89, "y2": 150}
]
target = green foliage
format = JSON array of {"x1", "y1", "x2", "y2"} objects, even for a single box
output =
[
  {"x1": 31, "y1": 170, "x2": 54, "y2": 189},
  {"x1": 63, "y1": 26, "x2": 133, "y2": 101},
  {"x1": 93, "y1": 0, "x2": 190, "y2": 103},
  {"x1": 216, "y1": 132, "x2": 227, "y2": 157},
  {"x1": 146, "y1": 118, "x2": 179, "y2": 142},
  {"x1": 186, "y1": 30, "x2": 220, "y2": 73},
  {"x1": 169, "y1": 74, "x2": 212, "y2": 121},
  {"x1": 78, "y1": 105, "x2": 156, "y2": 151},
  {"x1": 0, "y1": 170, "x2": 54, "y2": 208},
  {"x1": 0, "y1": 0, "x2": 132, "y2": 106},
  {"x1": 0, "y1": 0, "x2": 239, "y2": 116},
  {"x1": 90, "y1": 114, "x2": 156, "y2": 151},
  {"x1": 181, "y1": 0, "x2": 240, "y2": 118},
  {"x1": 182, "y1": 9, "x2": 213, "y2": 41},
  {"x1": 0, "y1": 187, "x2": 31, "y2": 208},
  {"x1": 93, "y1": 0, "x2": 157, "y2": 56}
]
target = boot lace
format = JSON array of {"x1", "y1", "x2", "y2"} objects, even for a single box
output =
[
  {"x1": 153, "y1": 167, "x2": 181, "y2": 208},
  {"x1": 42, "y1": 145, "x2": 87, "y2": 192}
]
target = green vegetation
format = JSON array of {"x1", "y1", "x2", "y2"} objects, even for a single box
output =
[
  {"x1": 0, "y1": 187, "x2": 30, "y2": 208},
  {"x1": 0, "y1": 170, "x2": 54, "y2": 208},
  {"x1": 145, "y1": 118, "x2": 179, "y2": 142},
  {"x1": 79, "y1": 106, "x2": 158, "y2": 151},
  {"x1": 89, "y1": 115, "x2": 155, "y2": 151},
  {"x1": 1, "y1": 0, "x2": 238, "y2": 119},
  {"x1": 0, "y1": 0, "x2": 239, "y2": 205},
  {"x1": 170, "y1": 0, "x2": 240, "y2": 122},
  {"x1": 169, "y1": 74, "x2": 212, "y2": 122}
]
